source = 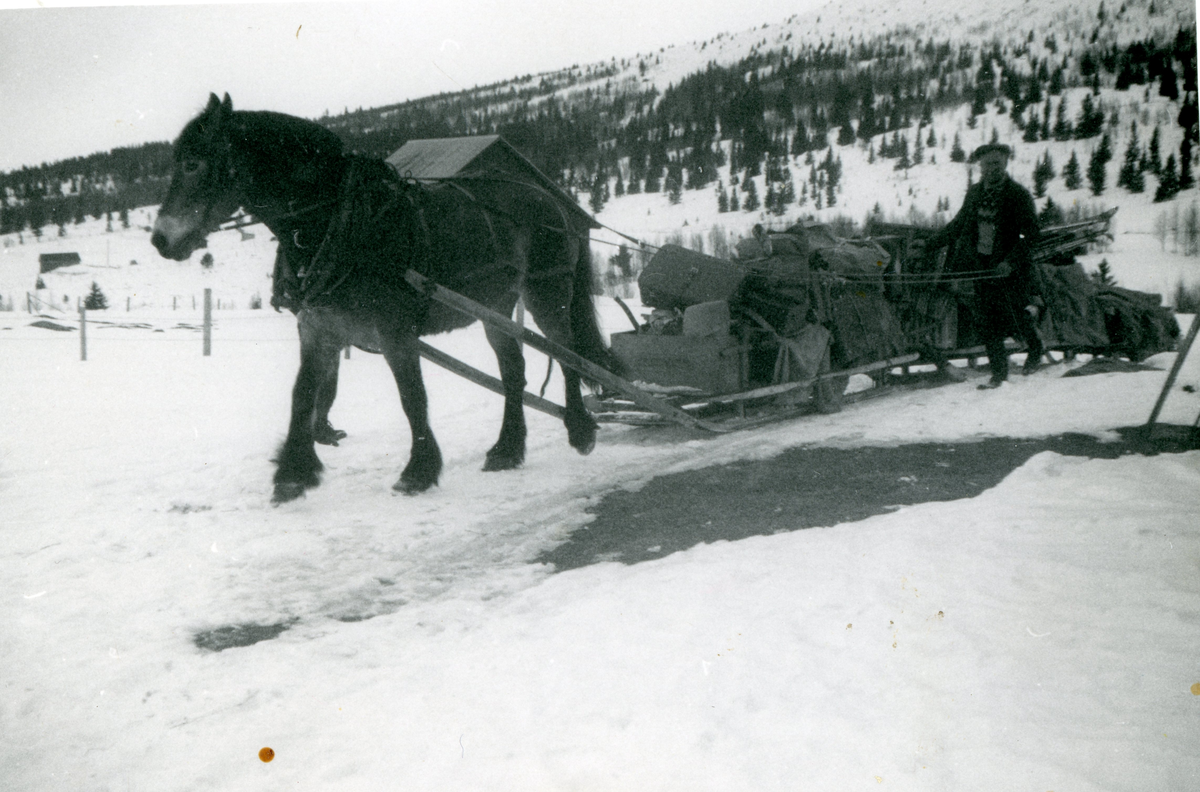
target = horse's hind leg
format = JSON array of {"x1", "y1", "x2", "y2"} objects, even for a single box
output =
[
  {"x1": 312, "y1": 351, "x2": 348, "y2": 446},
  {"x1": 523, "y1": 284, "x2": 597, "y2": 456},
  {"x1": 380, "y1": 333, "x2": 443, "y2": 494},
  {"x1": 273, "y1": 332, "x2": 341, "y2": 503},
  {"x1": 482, "y1": 321, "x2": 527, "y2": 471}
]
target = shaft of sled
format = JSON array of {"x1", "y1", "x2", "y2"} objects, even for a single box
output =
[
  {"x1": 405, "y1": 270, "x2": 725, "y2": 432},
  {"x1": 1146, "y1": 312, "x2": 1200, "y2": 430},
  {"x1": 415, "y1": 340, "x2": 565, "y2": 420}
]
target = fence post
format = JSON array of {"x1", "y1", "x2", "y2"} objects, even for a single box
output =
[
  {"x1": 203, "y1": 288, "x2": 212, "y2": 357},
  {"x1": 79, "y1": 305, "x2": 87, "y2": 361}
]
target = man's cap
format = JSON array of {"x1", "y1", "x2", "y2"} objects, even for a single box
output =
[{"x1": 969, "y1": 143, "x2": 1013, "y2": 162}]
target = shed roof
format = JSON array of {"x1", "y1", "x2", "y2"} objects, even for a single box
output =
[
  {"x1": 38, "y1": 252, "x2": 82, "y2": 273},
  {"x1": 386, "y1": 135, "x2": 596, "y2": 228}
]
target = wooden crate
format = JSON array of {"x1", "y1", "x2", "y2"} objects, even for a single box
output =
[{"x1": 610, "y1": 331, "x2": 746, "y2": 395}]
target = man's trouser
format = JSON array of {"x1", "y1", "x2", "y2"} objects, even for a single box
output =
[{"x1": 977, "y1": 279, "x2": 1043, "y2": 381}]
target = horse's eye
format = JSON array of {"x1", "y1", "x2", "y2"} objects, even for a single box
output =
[{"x1": 182, "y1": 160, "x2": 203, "y2": 175}]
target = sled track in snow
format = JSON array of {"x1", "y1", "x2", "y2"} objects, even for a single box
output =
[{"x1": 191, "y1": 424, "x2": 1199, "y2": 651}]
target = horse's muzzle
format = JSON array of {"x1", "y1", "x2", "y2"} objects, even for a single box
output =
[{"x1": 151, "y1": 216, "x2": 206, "y2": 261}]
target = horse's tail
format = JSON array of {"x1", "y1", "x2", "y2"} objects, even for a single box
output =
[{"x1": 570, "y1": 232, "x2": 625, "y2": 378}]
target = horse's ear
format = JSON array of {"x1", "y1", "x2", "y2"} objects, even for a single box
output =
[
  {"x1": 205, "y1": 93, "x2": 222, "y2": 115},
  {"x1": 221, "y1": 93, "x2": 233, "y2": 115}
]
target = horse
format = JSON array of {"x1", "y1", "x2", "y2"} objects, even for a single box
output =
[{"x1": 152, "y1": 93, "x2": 616, "y2": 503}]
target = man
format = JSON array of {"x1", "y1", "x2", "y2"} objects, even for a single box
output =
[{"x1": 920, "y1": 143, "x2": 1044, "y2": 389}]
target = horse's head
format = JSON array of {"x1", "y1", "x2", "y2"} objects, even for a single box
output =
[{"x1": 152, "y1": 93, "x2": 244, "y2": 261}]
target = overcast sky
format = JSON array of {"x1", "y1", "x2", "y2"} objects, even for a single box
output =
[{"x1": 0, "y1": 0, "x2": 820, "y2": 173}]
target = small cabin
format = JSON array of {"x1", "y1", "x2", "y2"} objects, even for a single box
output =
[
  {"x1": 39, "y1": 252, "x2": 81, "y2": 273},
  {"x1": 386, "y1": 135, "x2": 597, "y2": 230}
]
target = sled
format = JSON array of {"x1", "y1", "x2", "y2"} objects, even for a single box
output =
[{"x1": 404, "y1": 269, "x2": 921, "y2": 433}]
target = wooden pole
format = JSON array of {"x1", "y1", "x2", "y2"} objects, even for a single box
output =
[
  {"x1": 404, "y1": 269, "x2": 728, "y2": 432},
  {"x1": 79, "y1": 305, "x2": 87, "y2": 361},
  {"x1": 416, "y1": 340, "x2": 565, "y2": 420},
  {"x1": 203, "y1": 288, "x2": 212, "y2": 357},
  {"x1": 1146, "y1": 313, "x2": 1200, "y2": 431}
]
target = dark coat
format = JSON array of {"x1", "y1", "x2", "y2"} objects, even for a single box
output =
[{"x1": 928, "y1": 174, "x2": 1042, "y2": 303}]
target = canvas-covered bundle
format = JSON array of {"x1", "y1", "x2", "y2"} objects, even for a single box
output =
[
  {"x1": 1094, "y1": 285, "x2": 1180, "y2": 361},
  {"x1": 1034, "y1": 262, "x2": 1112, "y2": 350}
]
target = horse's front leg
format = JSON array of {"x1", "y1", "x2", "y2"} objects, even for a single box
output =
[
  {"x1": 482, "y1": 321, "x2": 527, "y2": 471},
  {"x1": 273, "y1": 335, "x2": 341, "y2": 503},
  {"x1": 380, "y1": 333, "x2": 443, "y2": 495}
]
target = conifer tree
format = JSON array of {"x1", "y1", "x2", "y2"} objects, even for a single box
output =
[
  {"x1": 666, "y1": 164, "x2": 683, "y2": 205},
  {"x1": 949, "y1": 133, "x2": 966, "y2": 163},
  {"x1": 589, "y1": 172, "x2": 608, "y2": 214},
  {"x1": 717, "y1": 182, "x2": 729, "y2": 213},
  {"x1": 1033, "y1": 151, "x2": 1056, "y2": 197},
  {"x1": 730, "y1": 188, "x2": 740, "y2": 212},
  {"x1": 1039, "y1": 197, "x2": 1065, "y2": 227},
  {"x1": 926, "y1": 125, "x2": 937, "y2": 148},
  {"x1": 1023, "y1": 110, "x2": 1041, "y2": 142},
  {"x1": 893, "y1": 136, "x2": 911, "y2": 172},
  {"x1": 1154, "y1": 154, "x2": 1180, "y2": 202},
  {"x1": 1148, "y1": 126, "x2": 1162, "y2": 173},
  {"x1": 742, "y1": 178, "x2": 760, "y2": 211},
  {"x1": 1117, "y1": 123, "x2": 1145, "y2": 192},
  {"x1": 1180, "y1": 138, "x2": 1195, "y2": 190},
  {"x1": 84, "y1": 281, "x2": 109, "y2": 310},
  {"x1": 913, "y1": 134, "x2": 924, "y2": 165},
  {"x1": 644, "y1": 167, "x2": 661, "y2": 194},
  {"x1": 1053, "y1": 98, "x2": 1074, "y2": 140},
  {"x1": 1087, "y1": 144, "x2": 1108, "y2": 195},
  {"x1": 1074, "y1": 94, "x2": 1105, "y2": 138},
  {"x1": 1091, "y1": 259, "x2": 1116, "y2": 287}
]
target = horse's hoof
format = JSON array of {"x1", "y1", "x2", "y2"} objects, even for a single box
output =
[
  {"x1": 567, "y1": 426, "x2": 597, "y2": 456},
  {"x1": 313, "y1": 423, "x2": 347, "y2": 447},
  {"x1": 393, "y1": 476, "x2": 436, "y2": 496},
  {"x1": 272, "y1": 482, "x2": 307, "y2": 504},
  {"x1": 483, "y1": 448, "x2": 525, "y2": 472}
]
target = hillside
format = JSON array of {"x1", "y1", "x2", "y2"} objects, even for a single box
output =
[{"x1": 1, "y1": 0, "x2": 1196, "y2": 309}]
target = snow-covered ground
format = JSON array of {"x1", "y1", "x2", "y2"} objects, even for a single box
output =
[{"x1": 2, "y1": 210, "x2": 1199, "y2": 789}]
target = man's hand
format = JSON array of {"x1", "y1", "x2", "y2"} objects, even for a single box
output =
[
  {"x1": 1025, "y1": 304, "x2": 1039, "y2": 319},
  {"x1": 993, "y1": 260, "x2": 1013, "y2": 278}
]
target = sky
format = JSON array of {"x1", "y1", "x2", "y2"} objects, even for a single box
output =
[{"x1": 0, "y1": 0, "x2": 820, "y2": 173}]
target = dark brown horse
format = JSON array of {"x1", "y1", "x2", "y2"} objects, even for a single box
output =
[{"x1": 152, "y1": 94, "x2": 614, "y2": 503}]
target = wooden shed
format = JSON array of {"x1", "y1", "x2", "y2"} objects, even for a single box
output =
[
  {"x1": 385, "y1": 135, "x2": 597, "y2": 230},
  {"x1": 39, "y1": 252, "x2": 81, "y2": 273}
]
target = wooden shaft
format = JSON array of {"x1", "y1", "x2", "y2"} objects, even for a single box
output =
[
  {"x1": 79, "y1": 306, "x2": 87, "y2": 361},
  {"x1": 414, "y1": 340, "x2": 566, "y2": 420},
  {"x1": 404, "y1": 269, "x2": 726, "y2": 432}
]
